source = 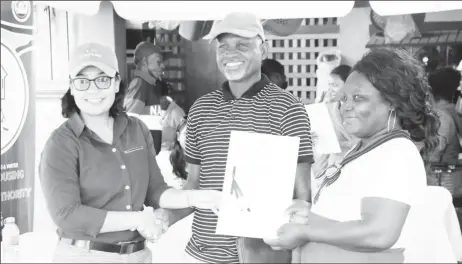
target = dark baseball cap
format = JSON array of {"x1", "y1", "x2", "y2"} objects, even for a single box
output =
[{"x1": 134, "y1": 41, "x2": 173, "y2": 64}]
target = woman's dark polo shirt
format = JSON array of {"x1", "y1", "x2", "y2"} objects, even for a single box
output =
[{"x1": 39, "y1": 112, "x2": 170, "y2": 244}]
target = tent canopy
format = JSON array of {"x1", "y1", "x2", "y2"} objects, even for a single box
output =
[{"x1": 33, "y1": 1, "x2": 462, "y2": 21}]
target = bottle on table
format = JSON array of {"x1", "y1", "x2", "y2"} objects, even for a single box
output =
[{"x1": 2, "y1": 217, "x2": 20, "y2": 263}]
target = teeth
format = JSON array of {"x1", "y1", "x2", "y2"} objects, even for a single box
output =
[
  {"x1": 226, "y1": 62, "x2": 243, "y2": 67},
  {"x1": 86, "y1": 99, "x2": 103, "y2": 103}
]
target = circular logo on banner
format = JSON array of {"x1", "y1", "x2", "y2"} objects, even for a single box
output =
[
  {"x1": 11, "y1": 1, "x2": 32, "y2": 23},
  {"x1": 1, "y1": 43, "x2": 29, "y2": 155}
]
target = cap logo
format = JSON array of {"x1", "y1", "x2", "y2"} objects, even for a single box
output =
[{"x1": 83, "y1": 48, "x2": 102, "y2": 59}]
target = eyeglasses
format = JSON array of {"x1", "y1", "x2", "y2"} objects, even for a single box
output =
[{"x1": 71, "y1": 76, "x2": 114, "y2": 91}]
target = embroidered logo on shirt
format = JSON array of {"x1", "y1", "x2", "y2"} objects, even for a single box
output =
[{"x1": 124, "y1": 146, "x2": 144, "y2": 154}]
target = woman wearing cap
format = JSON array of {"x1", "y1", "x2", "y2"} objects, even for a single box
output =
[
  {"x1": 264, "y1": 48, "x2": 440, "y2": 263},
  {"x1": 39, "y1": 42, "x2": 222, "y2": 263}
]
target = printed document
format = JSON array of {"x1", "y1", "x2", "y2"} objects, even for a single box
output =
[{"x1": 215, "y1": 130, "x2": 300, "y2": 239}]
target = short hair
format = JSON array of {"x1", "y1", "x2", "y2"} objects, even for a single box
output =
[
  {"x1": 261, "y1": 58, "x2": 288, "y2": 89},
  {"x1": 262, "y1": 59, "x2": 285, "y2": 77},
  {"x1": 428, "y1": 66, "x2": 461, "y2": 102},
  {"x1": 330, "y1": 65, "x2": 352, "y2": 82},
  {"x1": 61, "y1": 76, "x2": 126, "y2": 118}
]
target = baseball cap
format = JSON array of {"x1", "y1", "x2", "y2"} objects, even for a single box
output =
[
  {"x1": 203, "y1": 12, "x2": 266, "y2": 42},
  {"x1": 134, "y1": 41, "x2": 165, "y2": 65},
  {"x1": 69, "y1": 42, "x2": 118, "y2": 78}
]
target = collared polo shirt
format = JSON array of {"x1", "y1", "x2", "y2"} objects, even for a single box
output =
[
  {"x1": 39, "y1": 112, "x2": 170, "y2": 244},
  {"x1": 184, "y1": 75, "x2": 314, "y2": 263},
  {"x1": 124, "y1": 70, "x2": 167, "y2": 155},
  {"x1": 124, "y1": 70, "x2": 164, "y2": 115}
]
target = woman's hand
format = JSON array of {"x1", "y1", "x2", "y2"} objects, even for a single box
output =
[
  {"x1": 286, "y1": 199, "x2": 311, "y2": 224},
  {"x1": 135, "y1": 206, "x2": 169, "y2": 242},
  {"x1": 263, "y1": 223, "x2": 307, "y2": 250},
  {"x1": 187, "y1": 190, "x2": 223, "y2": 215}
]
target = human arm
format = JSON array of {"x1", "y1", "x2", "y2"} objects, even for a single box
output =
[
  {"x1": 124, "y1": 78, "x2": 146, "y2": 114},
  {"x1": 161, "y1": 163, "x2": 200, "y2": 226},
  {"x1": 430, "y1": 110, "x2": 456, "y2": 162},
  {"x1": 293, "y1": 163, "x2": 312, "y2": 202},
  {"x1": 280, "y1": 101, "x2": 314, "y2": 202},
  {"x1": 38, "y1": 133, "x2": 145, "y2": 236},
  {"x1": 266, "y1": 139, "x2": 420, "y2": 252}
]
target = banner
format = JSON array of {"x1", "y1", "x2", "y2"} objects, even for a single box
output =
[{"x1": 1, "y1": 0, "x2": 35, "y2": 238}]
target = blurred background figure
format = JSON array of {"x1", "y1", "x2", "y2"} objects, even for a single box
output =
[
  {"x1": 312, "y1": 65, "x2": 358, "y2": 190},
  {"x1": 261, "y1": 58, "x2": 288, "y2": 90},
  {"x1": 324, "y1": 64, "x2": 352, "y2": 103},
  {"x1": 428, "y1": 67, "x2": 462, "y2": 165}
]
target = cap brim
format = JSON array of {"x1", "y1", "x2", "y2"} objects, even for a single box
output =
[
  {"x1": 70, "y1": 61, "x2": 117, "y2": 78},
  {"x1": 204, "y1": 28, "x2": 260, "y2": 43}
]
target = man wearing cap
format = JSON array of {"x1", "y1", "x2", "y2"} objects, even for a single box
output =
[
  {"x1": 124, "y1": 41, "x2": 185, "y2": 155},
  {"x1": 174, "y1": 12, "x2": 313, "y2": 263}
]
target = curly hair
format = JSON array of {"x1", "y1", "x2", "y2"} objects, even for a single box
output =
[
  {"x1": 352, "y1": 47, "x2": 440, "y2": 163},
  {"x1": 61, "y1": 77, "x2": 126, "y2": 118},
  {"x1": 170, "y1": 116, "x2": 188, "y2": 180}
]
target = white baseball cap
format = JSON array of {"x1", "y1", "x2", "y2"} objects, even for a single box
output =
[{"x1": 204, "y1": 12, "x2": 266, "y2": 42}]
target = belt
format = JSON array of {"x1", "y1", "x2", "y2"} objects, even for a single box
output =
[{"x1": 60, "y1": 238, "x2": 146, "y2": 254}]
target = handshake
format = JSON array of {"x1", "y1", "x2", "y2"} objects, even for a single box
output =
[
  {"x1": 132, "y1": 205, "x2": 169, "y2": 242},
  {"x1": 133, "y1": 189, "x2": 224, "y2": 242}
]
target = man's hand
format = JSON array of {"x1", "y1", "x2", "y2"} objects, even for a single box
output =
[
  {"x1": 286, "y1": 199, "x2": 311, "y2": 225},
  {"x1": 187, "y1": 190, "x2": 223, "y2": 215},
  {"x1": 135, "y1": 206, "x2": 168, "y2": 242},
  {"x1": 263, "y1": 223, "x2": 307, "y2": 251}
]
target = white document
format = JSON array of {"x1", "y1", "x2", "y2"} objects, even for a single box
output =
[
  {"x1": 305, "y1": 103, "x2": 341, "y2": 154},
  {"x1": 128, "y1": 114, "x2": 163, "y2": 131},
  {"x1": 215, "y1": 131, "x2": 300, "y2": 239}
]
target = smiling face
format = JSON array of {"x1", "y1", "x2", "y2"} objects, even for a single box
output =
[
  {"x1": 144, "y1": 53, "x2": 164, "y2": 80},
  {"x1": 216, "y1": 33, "x2": 267, "y2": 82},
  {"x1": 70, "y1": 66, "x2": 120, "y2": 117},
  {"x1": 338, "y1": 71, "x2": 391, "y2": 139}
]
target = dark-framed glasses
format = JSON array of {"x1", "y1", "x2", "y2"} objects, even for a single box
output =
[{"x1": 71, "y1": 76, "x2": 114, "y2": 91}]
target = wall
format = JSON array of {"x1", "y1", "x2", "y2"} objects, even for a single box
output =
[
  {"x1": 182, "y1": 39, "x2": 226, "y2": 110},
  {"x1": 338, "y1": 7, "x2": 372, "y2": 67},
  {"x1": 425, "y1": 9, "x2": 462, "y2": 22},
  {"x1": 114, "y1": 11, "x2": 127, "y2": 83}
]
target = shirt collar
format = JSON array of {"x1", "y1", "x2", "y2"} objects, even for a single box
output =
[
  {"x1": 133, "y1": 70, "x2": 157, "y2": 86},
  {"x1": 68, "y1": 112, "x2": 128, "y2": 140},
  {"x1": 221, "y1": 74, "x2": 270, "y2": 101}
]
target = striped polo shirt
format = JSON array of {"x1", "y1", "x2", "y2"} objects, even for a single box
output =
[{"x1": 184, "y1": 75, "x2": 313, "y2": 263}]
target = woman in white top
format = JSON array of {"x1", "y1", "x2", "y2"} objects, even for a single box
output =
[{"x1": 264, "y1": 48, "x2": 441, "y2": 263}]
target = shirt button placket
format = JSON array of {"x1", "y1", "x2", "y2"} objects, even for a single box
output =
[{"x1": 113, "y1": 144, "x2": 132, "y2": 212}]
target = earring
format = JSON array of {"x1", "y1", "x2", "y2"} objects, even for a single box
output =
[{"x1": 387, "y1": 108, "x2": 396, "y2": 133}]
